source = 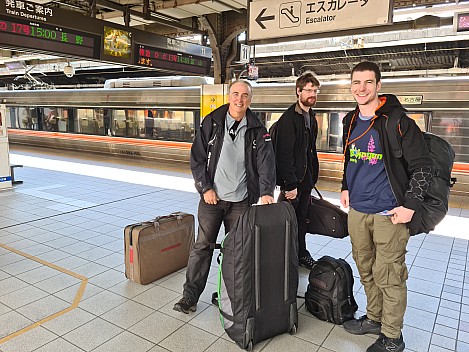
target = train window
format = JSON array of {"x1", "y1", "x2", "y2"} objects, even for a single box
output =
[
  {"x1": 431, "y1": 111, "x2": 469, "y2": 163},
  {"x1": 143, "y1": 110, "x2": 195, "y2": 142},
  {"x1": 407, "y1": 113, "x2": 427, "y2": 132},
  {"x1": 111, "y1": 110, "x2": 145, "y2": 138},
  {"x1": 316, "y1": 111, "x2": 346, "y2": 153},
  {"x1": 111, "y1": 110, "x2": 127, "y2": 136},
  {"x1": 10, "y1": 107, "x2": 39, "y2": 130},
  {"x1": 127, "y1": 110, "x2": 144, "y2": 138},
  {"x1": 264, "y1": 112, "x2": 283, "y2": 130},
  {"x1": 76, "y1": 109, "x2": 105, "y2": 135},
  {"x1": 261, "y1": 110, "x2": 346, "y2": 153},
  {"x1": 42, "y1": 108, "x2": 69, "y2": 132}
]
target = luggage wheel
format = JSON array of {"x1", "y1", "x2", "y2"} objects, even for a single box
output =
[
  {"x1": 289, "y1": 324, "x2": 298, "y2": 335},
  {"x1": 245, "y1": 340, "x2": 253, "y2": 351}
]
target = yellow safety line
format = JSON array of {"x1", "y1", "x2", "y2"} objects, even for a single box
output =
[{"x1": 0, "y1": 243, "x2": 88, "y2": 344}]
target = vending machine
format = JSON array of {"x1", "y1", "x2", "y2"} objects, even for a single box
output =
[{"x1": 0, "y1": 105, "x2": 12, "y2": 190}]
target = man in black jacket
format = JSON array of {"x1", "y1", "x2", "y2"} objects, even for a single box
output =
[
  {"x1": 273, "y1": 73, "x2": 320, "y2": 270},
  {"x1": 340, "y1": 62, "x2": 433, "y2": 352},
  {"x1": 174, "y1": 80, "x2": 276, "y2": 314}
]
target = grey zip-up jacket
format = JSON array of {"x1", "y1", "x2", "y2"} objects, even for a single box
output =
[{"x1": 190, "y1": 104, "x2": 276, "y2": 205}]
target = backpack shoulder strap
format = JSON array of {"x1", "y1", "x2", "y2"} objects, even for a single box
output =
[{"x1": 385, "y1": 110, "x2": 403, "y2": 158}]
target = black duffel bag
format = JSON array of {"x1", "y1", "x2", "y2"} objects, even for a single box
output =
[{"x1": 305, "y1": 188, "x2": 348, "y2": 238}]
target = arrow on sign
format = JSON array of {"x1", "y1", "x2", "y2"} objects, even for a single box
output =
[{"x1": 256, "y1": 8, "x2": 275, "y2": 29}]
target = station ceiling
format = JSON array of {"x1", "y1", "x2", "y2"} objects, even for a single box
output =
[{"x1": 0, "y1": 0, "x2": 468, "y2": 87}]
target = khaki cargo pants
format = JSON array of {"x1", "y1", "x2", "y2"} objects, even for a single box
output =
[{"x1": 348, "y1": 208, "x2": 410, "y2": 339}]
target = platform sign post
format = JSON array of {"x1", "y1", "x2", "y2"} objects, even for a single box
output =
[{"x1": 0, "y1": 104, "x2": 12, "y2": 190}]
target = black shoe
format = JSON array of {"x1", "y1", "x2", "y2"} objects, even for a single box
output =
[
  {"x1": 173, "y1": 297, "x2": 197, "y2": 314},
  {"x1": 366, "y1": 333, "x2": 405, "y2": 352},
  {"x1": 299, "y1": 255, "x2": 315, "y2": 270},
  {"x1": 343, "y1": 315, "x2": 382, "y2": 335}
]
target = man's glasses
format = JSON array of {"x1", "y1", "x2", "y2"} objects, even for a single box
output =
[{"x1": 302, "y1": 88, "x2": 320, "y2": 94}]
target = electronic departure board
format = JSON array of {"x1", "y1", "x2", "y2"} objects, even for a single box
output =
[
  {"x1": 456, "y1": 13, "x2": 469, "y2": 33},
  {"x1": 0, "y1": 14, "x2": 100, "y2": 59},
  {"x1": 136, "y1": 44, "x2": 211, "y2": 75}
]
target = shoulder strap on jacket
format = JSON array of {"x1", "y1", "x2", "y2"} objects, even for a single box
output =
[{"x1": 385, "y1": 110, "x2": 403, "y2": 158}]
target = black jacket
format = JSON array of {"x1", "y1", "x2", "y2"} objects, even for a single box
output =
[
  {"x1": 273, "y1": 103, "x2": 319, "y2": 191},
  {"x1": 341, "y1": 94, "x2": 433, "y2": 231},
  {"x1": 190, "y1": 104, "x2": 276, "y2": 205}
]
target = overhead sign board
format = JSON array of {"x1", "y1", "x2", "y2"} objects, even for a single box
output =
[
  {"x1": 136, "y1": 44, "x2": 211, "y2": 75},
  {"x1": 0, "y1": 0, "x2": 212, "y2": 75},
  {"x1": 0, "y1": 14, "x2": 100, "y2": 59},
  {"x1": 248, "y1": 0, "x2": 393, "y2": 42}
]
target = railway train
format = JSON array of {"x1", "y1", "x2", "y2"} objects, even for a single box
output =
[{"x1": 2, "y1": 76, "x2": 469, "y2": 197}]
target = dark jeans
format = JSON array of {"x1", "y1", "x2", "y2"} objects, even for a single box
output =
[
  {"x1": 278, "y1": 189, "x2": 312, "y2": 258},
  {"x1": 183, "y1": 198, "x2": 249, "y2": 303}
]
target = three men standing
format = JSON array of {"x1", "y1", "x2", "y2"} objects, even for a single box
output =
[
  {"x1": 340, "y1": 62, "x2": 433, "y2": 352},
  {"x1": 174, "y1": 80, "x2": 276, "y2": 314},
  {"x1": 273, "y1": 73, "x2": 320, "y2": 269}
]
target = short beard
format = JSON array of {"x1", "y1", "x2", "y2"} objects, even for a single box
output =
[{"x1": 300, "y1": 97, "x2": 316, "y2": 107}]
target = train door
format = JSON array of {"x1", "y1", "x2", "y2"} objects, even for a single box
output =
[
  {"x1": 8, "y1": 108, "x2": 18, "y2": 128},
  {"x1": 103, "y1": 109, "x2": 111, "y2": 136},
  {"x1": 68, "y1": 109, "x2": 76, "y2": 133},
  {"x1": 193, "y1": 110, "x2": 200, "y2": 141},
  {"x1": 95, "y1": 109, "x2": 106, "y2": 136}
]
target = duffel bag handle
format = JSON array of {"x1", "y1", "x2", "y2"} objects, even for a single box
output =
[{"x1": 311, "y1": 187, "x2": 324, "y2": 202}]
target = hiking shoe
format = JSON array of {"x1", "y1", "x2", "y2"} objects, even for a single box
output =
[
  {"x1": 299, "y1": 255, "x2": 315, "y2": 270},
  {"x1": 173, "y1": 297, "x2": 197, "y2": 314},
  {"x1": 366, "y1": 333, "x2": 405, "y2": 352},
  {"x1": 343, "y1": 315, "x2": 381, "y2": 335}
]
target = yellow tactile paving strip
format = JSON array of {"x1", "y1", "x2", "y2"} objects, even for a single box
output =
[{"x1": 0, "y1": 243, "x2": 88, "y2": 344}]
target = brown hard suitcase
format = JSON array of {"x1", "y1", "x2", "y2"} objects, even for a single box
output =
[{"x1": 124, "y1": 212, "x2": 195, "y2": 285}]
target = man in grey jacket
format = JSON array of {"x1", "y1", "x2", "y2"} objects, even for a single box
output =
[{"x1": 174, "y1": 80, "x2": 276, "y2": 314}]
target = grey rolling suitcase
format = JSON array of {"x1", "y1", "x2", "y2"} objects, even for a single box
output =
[{"x1": 215, "y1": 202, "x2": 299, "y2": 350}]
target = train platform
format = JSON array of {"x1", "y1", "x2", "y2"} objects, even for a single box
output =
[{"x1": 1, "y1": 147, "x2": 469, "y2": 352}]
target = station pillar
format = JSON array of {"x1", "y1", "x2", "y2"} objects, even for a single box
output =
[{"x1": 0, "y1": 105, "x2": 12, "y2": 190}]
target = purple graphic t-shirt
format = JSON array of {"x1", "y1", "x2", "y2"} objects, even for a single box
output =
[{"x1": 346, "y1": 114, "x2": 397, "y2": 214}]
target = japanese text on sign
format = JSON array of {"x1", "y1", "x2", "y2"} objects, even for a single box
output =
[
  {"x1": 249, "y1": 0, "x2": 391, "y2": 42},
  {"x1": 4, "y1": 0, "x2": 53, "y2": 22},
  {"x1": 136, "y1": 44, "x2": 211, "y2": 75},
  {"x1": 397, "y1": 96, "x2": 423, "y2": 105}
]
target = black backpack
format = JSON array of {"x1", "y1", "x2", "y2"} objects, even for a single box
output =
[
  {"x1": 386, "y1": 112, "x2": 456, "y2": 235},
  {"x1": 305, "y1": 256, "x2": 358, "y2": 325}
]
